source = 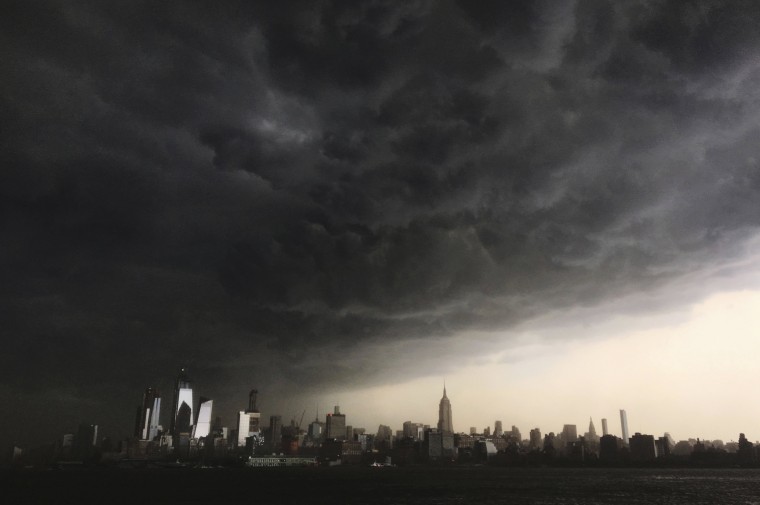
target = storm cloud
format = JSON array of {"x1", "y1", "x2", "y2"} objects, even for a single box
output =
[{"x1": 2, "y1": 0, "x2": 760, "y2": 444}]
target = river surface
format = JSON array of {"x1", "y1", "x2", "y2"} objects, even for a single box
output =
[{"x1": 5, "y1": 466, "x2": 760, "y2": 504}]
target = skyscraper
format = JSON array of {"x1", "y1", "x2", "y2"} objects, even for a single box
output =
[
  {"x1": 74, "y1": 423, "x2": 98, "y2": 461},
  {"x1": 562, "y1": 424, "x2": 578, "y2": 443},
  {"x1": 176, "y1": 403, "x2": 192, "y2": 436},
  {"x1": 403, "y1": 421, "x2": 424, "y2": 440},
  {"x1": 529, "y1": 428, "x2": 542, "y2": 450},
  {"x1": 248, "y1": 389, "x2": 259, "y2": 413},
  {"x1": 494, "y1": 420, "x2": 503, "y2": 436},
  {"x1": 135, "y1": 386, "x2": 161, "y2": 441},
  {"x1": 602, "y1": 418, "x2": 609, "y2": 436},
  {"x1": 620, "y1": 409, "x2": 630, "y2": 445},
  {"x1": 237, "y1": 389, "x2": 262, "y2": 447},
  {"x1": 308, "y1": 418, "x2": 323, "y2": 441},
  {"x1": 510, "y1": 426, "x2": 522, "y2": 441},
  {"x1": 170, "y1": 368, "x2": 193, "y2": 442},
  {"x1": 148, "y1": 394, "x2": 161, "y2": 441},
  {"x1": 629, "y1": 432, "x2": 656, "y2": 462},
  {"x1": 587, "y1": 417, "x2": 598, "y2": 441},
  {"x1": 437, "y1": 385, "x2": 453, "y2": 434},
  {"x1": 192, "y1": 397, "x2": 213, "y2": 439},
  {"x1": 326, "y1": 405, "x2": 346, "y2": 440},
  {"x1": 376, "y1": 424, "x2": 393, "y2": 449}
]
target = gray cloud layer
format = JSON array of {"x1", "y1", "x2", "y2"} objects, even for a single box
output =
[{"x1": 2, "y1": 0, "x2": 760, "y2": 444}]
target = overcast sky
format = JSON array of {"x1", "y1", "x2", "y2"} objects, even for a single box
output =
[{"x1": 3, "y1": 0, "x2": 760, "y2": 448}]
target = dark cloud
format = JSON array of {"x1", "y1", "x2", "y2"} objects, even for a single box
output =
[
  {"x1": 630, "y1": 0, "x2": 760, "y2": 73},
  {"x1": 3, "y1": 0, "x2": 760, "y2": 446}
]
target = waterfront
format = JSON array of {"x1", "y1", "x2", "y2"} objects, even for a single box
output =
[{"x1": 5, "y1": 466, "x2": 760, "y2": 504}]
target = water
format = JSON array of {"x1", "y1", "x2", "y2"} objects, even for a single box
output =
[{"x1": 5, "y1": 466, "x2": 760, "y2": 504}]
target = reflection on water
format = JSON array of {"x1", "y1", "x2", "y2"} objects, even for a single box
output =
[{"x1": 5, "y1": 466, "x2": 760, "y2": 504}]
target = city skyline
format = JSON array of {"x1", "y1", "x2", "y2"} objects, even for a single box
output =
[
  {"x1": 21, "y1": 374, "x2": 760, "y2": 456},
  {"x1": 3, "y1": 1, "x2": 760, "y2": 451}
]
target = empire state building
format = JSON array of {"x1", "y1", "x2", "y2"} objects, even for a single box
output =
[{"x1": 437, "y1": 385, "x2": 453, "y2": 434}]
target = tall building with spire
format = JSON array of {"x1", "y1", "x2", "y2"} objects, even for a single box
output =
[
  {"x1": 437, "y1": 385, "x2": 453, "y2": 434},
  {"x1": 586, "y1": 417, "x2": 600, "y2": 443},
  {"x1": 170, "y1": 368, "x2": 193, "y2": 442}
]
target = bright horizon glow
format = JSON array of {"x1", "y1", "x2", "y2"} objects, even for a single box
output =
[{"x1": 332, "y1": 289, "x2": 760, "y2": 444}]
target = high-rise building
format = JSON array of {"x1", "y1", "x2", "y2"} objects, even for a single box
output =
[
  {"x1": 376, "y1": 424, "x2": 393, "y2": 450},
  {"x1": 403, "y1": 421, "x2": 424, "y2": 440},
  {"x1": 135, "y1": 387, "x2": 161, "y2": 441},
  {"x1": 248, "y1": 389, "x2": 259, "y2": 413},
  {"x1": 193, "y1": 397, "x2": 213, "y2": 439},
  {"x1": 494, "y1": 420, "x2": 503, "y2": 436},
  {"x1": 529, "y1": 428, "x2": 542, "y2": 450},
  {"x1": 170, "y1": 368, "x2": 193, "y2": 443},
  {"x1": 237, "y1": 410, "x2": 262, "y2": 449},
  {"x1": 424, "y1": 428, "x2": 455, "y2": 461},
  {"x1": 601, "y1": 418, "x2": 609, "y2": 436},
  {"x1": 510, "y1": 425, "x2": 522, "y2": 441},
  {"x1": 306, "y1": 406, "x2": 324, "y2": 442},
  {"x1": 308, "y1": 419, "x2": 324, "y2": 440},
  {"x1": 562, "y1": 424, "x2": 578, "y2": 443},
  {"x1": 74, "y1": 423, "x2": 98, "y2": 461},
  {"x1": 599, "y1": 434, "x2": 622, "y2": 462},
  {"x1": 655, "y1": 437, "x2": 671, "y2": 458},
  {"x1": 543, "y1": 432, "x2": 557, "y2": 454},
  {"x1": 620, "y1": 410, "x2": 630, "y2": 446},
  {"x1": 585, "y1": 417, "x2": 599, "y2": 443},
  {"x1": 437, "y1": 385, "x2": 453, "y2": 434},
  {"x1": 629, "y1": 432, "x2": 656, "y2": 462},
  {"x1": 148, "y1": 398, "x2": 161, "y2": 441},
  {"x1": 326, "y1": 405, "x2": 346, "y2": 440},
  {"x1": 176, "y1": 403, "x2": 192, "y2": 436},
  {"x1": 237, "y1": 389, "x2": 262, "y2": 448}
]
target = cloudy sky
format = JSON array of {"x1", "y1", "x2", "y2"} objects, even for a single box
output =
[{"x1": 3, "y1": 0, "x2": 760, "y2": 448}]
